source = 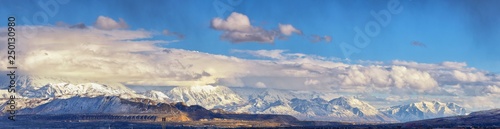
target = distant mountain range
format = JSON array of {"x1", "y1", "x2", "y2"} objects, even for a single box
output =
[
  {"x1": 0, "y1": 76, "x2": 469, "y2": 123},
  {"x1": 379, "y1": 101, "x2": 467, "y2": 122},
  {"x1": 150, "y1": 85, "x2": 467, "y2": 122},
  {"x1": 399, "y1": 108, "x2": 499, "y2": 128}
]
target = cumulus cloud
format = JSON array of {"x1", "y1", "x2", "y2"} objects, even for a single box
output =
[
  {"x1": 211, "y1": 12, "x2": 301, "y2": 43},
  {"x1": 458, "y1": 94, "x2": 500, "y2": 111},
  {"x1": 326, "y1": 65, "x2": 438, "y2": 92},
  {"x1": 211, "y1": 12, "x2": 275, "y2": 43},
  {"x1": 211, "y1": 12, "x2": 252, "y2": 31},
  {"x1": 94, "y1": 16, "x2": 128, "y2": 30},
  {"x1": 278, "y1": 24, "x2": 302, "y2": 36},
  {"x1": 453, "y1": 70, "x2": 489, "y2": 82},
  {"x1": 0, "y1": 26, "x2": 192, "y2": 86},
  {"x1": 304, "y1": 79, "x2": 320, "y2": 86},
  {"x1": 255, "y1": 82, "x2": 267, "y2": 88},
  {"x1": 211, "y1": 13, "x2": 331, "y2": 44},
  {"x1": 391, "y1": 60, "x2": 493, "y2": 86}
]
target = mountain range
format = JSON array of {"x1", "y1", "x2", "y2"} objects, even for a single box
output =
[{"x1": 0, "y1": 76, "x2": 468, "y2": 123}]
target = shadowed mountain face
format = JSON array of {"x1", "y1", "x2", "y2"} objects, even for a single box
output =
[
  {"x1": 12, "y1": 96, "x2": 196, "y2": 122},
  {"x1": 400, "y1": 109, "x2": 500, "y2": 128},
  {"x1": 3, "y1": 95, "x2": 299, "y2": 124},
  {"x1": 17, "y1": 96, "x2": 183, "y2": 115}
]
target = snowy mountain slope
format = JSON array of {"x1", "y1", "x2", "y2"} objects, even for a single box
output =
[
  {"x1": 379, "y1": 101, "x2": 467, "y2": 122},
  {"x1": 17, "y1": 96, "x2": 182, "y2": 115},
  {"x1": 0, "y1": 75, "x2": 140, "y2": 99},
  {"x1": 0, "y1": 98, "x2": 54, "y2": 116},
  {"x1": 13, "y1": 96, "x2": 218, "y2": 121},
  {"x1": 0, "y1": 76, "x2": 472, "y2": 123},
  {"x1": 163, "y1": 86, "x2": 396, "y2": 122},
  {"x1": 0, "y1": 90, "x2": 15, "y2": 99},
  {"x1": 289, "y1": 97, "x2": 396, "y2": 122},
  {"x1": 227, "y1": 88, "x2": 304, "y2": 115},
  {"x1": 0, "y1": 76, "x2": 147, "y2": 115},
  {"x1": 329, "y1": 97, "x2": 381, "y2": 116},
  {"x1": 165, "y1": 85, "x2": 245, "y2": 109},
  {"x1": 142, "y1": 90, "x2": 171, "y2": 102}
]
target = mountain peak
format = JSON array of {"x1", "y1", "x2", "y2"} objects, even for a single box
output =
[
  {"x1": 329, "y1": 96, "x2": 380, "y2": 116},
  {"x1": 379, "y1": 100, "x2": 466, "y2": 122},
  {"x1": 166, "y1": 85, "x2": 244, "y2": 109},
  {"x1": 143, "y1": 90, "x2": 170, "y2": 102},
  {"x1": 0, "y1": 75, "x2": 138, "y2": 99}
]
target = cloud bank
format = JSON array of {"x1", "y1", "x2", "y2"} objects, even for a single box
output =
[{"x1": 0, "y1": 17, "x2": 498, "y2": 111}]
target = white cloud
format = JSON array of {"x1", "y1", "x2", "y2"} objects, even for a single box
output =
[
  {"x1": 278, "y1": 24, "x2": 302, "y2": 36},
  {"x1": 211, "y1": 12, "x2": 252, "y2": 32},
  {"x1": 453, "y1": 70, "x2": 489, "y2": 82},
  {"x1": 0, "y1": 26, "x2": 194, "y2": 86},
  {"x1": 458, "y1": 94, "x2": 500, "y2": 111},
  {"x1": 304, "y1": 79, "x2": 320, "y2": 86},
  {"x1": 483, "y1": 85, "x2": 500, "y2": 95},
  {"x1": 94, "y1": 16, "x2": 128, "y2": 30},
  {"x1": 211, "y1": 12, "x2": 301, "y2": 43},
  {"x1": 211, "y1": 12, "x2": 275, "y2": 43},
  {"x1": 255, "y1": 82, "x2": 267, "y2": 88},
  {"x1": 326, "y1": 65, "x2": 438, "y2": 92},
  {"x1": 441, "y1": 61, "x2": 467, "y2": 69}
]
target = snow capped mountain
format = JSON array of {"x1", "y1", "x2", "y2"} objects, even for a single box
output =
[
  {"x1": 142, "y1": 90, "x2": 171, "y2": 102},
  {"x1": 165, "y1": 85, "x2": 245, "y2": 109},
  {"x1": 379, "y1": 101, "x2": 467, "y2": 122},
  {"x1": 13, "y1": 96, "x2": 218, "y2": 122},
  {"x1": 232, "y1": 88, "x2": 302, "y2": 101},
  {"x1": 228, "y1": 88, "x2": 304, "y2": 115},
  {"x1": 224, "y1": 88, "x2": 395, "y2": 122},
  {"x1": 0, "y1": 76, "x2": 473, "y2": 123},
  {"x1": 329, "y1": 97, "x2": 381, "y2": 116},
  {"x1": 289, "y1": 97, "x2": 396, "y2": 122},
  {"x1": 17, "y1": 96, "x2": 182, "y2": 115},
  {"x1": 161, "y1": 86, "x2": 398, "y2": 122},
  {"x1": 0, "y1": 75, "x2": 140, "y2": 99},
  {"x1": 445, "y1": 102, "x2": 467, "y2": 115},
  {"x1": 22, "y1": 82, "x2": 137, "y2": 99},
  {"x1": 0, "y1": 76, "x2": 146, "y2": 115},
  {"x1": 0, "y1": 98, "x2": 54, "y2": 116}
]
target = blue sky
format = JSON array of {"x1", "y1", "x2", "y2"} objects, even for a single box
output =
[{"x1": 2, "y1": 0, "x2": 499, "y2": 72}]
